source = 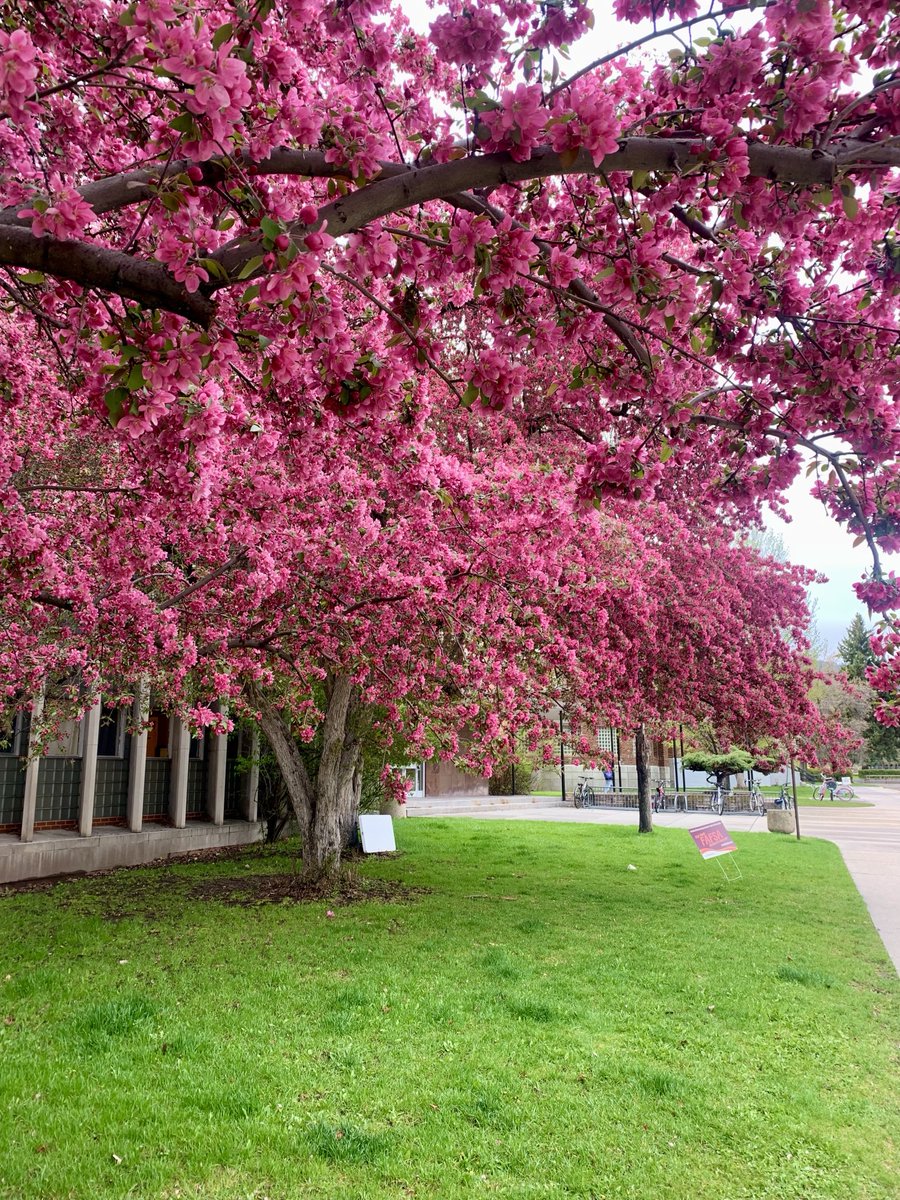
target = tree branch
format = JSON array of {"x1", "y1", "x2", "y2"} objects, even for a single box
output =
[
  {"x1": 0, "y1": 224, "x2": 214, "y2": 324},
  {"x1": 214, "y1": 140, "x2": 848, "y2": 280},
  {"x1": 160, "y1": 553, "x2": 246, "y2": 610},
  {"x1": 0, "y1": 137, "x2": 885, "y2": 321}
]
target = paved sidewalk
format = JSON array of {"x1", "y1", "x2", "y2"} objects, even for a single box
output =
[{"x1": 410, "y1": 787, "x2": 900, "y2": 974}]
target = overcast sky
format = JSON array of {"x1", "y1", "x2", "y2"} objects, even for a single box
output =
[{"x1": 765, "y1": 480, "x2": 882, "y2": 656}]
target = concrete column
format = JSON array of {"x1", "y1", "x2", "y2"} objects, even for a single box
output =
[
  {"x1": 169, "y1": 717, "x2": 189, "y2": 829},
  {"x1": 20, "y1": 687, "x2": 45, "y2": 843},
  {"x1": 78, "y1": 698, "x2": 101, "y2": 837},
  {"x1": 241, "y1": 726, "x2": 259, "y2": 822},
  {"x1": 126, "y1": 681, "x2": 149, "y2": 832},
  {"x1": 206, "y1": 707, "x2": 227, "y2": 826}
]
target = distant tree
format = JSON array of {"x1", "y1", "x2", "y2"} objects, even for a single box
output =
[
  {"x1": 838, "y1": 615, "x2": 874, "y2": 683},
  {"x1": 741, "y1": 529, "x2": 788, "y2": 565},
  {"x1": 837, "y1": 616, "x2": 900, "y2": 764},
  {"x1": 808, "y1": 662, "x2": 869, "y2": 772},
  {"x1": 682, "y1": 748, "x2": 754, "y2": 791}
]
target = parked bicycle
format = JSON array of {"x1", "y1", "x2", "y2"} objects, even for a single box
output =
[
  {"x1": 573, "y1": 777, "x2": 598, "y2": 808},
  {"x1": 814, "y1": 776, "x2": 855, "y2": 801},
  {"x1": 653, "y1": 782, "x2": 688, "y2": 813},
  {"x1": 773, "y1": 784, "x2": 791, "y2": 809},
  {"x1": 704, "y1": 776, "x2": 726, "y2": 815},
  {"x1": 747, "y1": 784, "x2": 766, "y2": 814}
]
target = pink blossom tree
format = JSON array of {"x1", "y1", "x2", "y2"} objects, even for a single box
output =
[
  {"x1": 1, "y1": 314, "x2": 829, "y2": 868},
  {"x1": 0, "y1": 0, "x2": 895, "y2": 868}
]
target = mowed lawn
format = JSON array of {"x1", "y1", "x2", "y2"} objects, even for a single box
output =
[{"x1": 0, "y1": 821, "x2": 897, "y2": 1200}]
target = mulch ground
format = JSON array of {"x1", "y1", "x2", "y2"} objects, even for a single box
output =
[{"x1": 0, "y1": 841, "x2": 257, "y2": 895}]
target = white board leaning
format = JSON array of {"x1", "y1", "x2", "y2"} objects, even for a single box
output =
[{"x1": 358, "y1": 814, "x2": 397, "y2": 854}]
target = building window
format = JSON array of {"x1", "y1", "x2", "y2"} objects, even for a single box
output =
[
  {"x1": 597, "y1": 727, "x2": 616, "y2": 754},
  {"x1": 396, "y1": 763, "x2": 425, "y2": 798},
  {"x1": 97, "y1": 705, "x2": 126, "y2": 757},
  {"x1": 45, "y1": 718, "x2": 83, "y2": 758},
  {"x1": 0, "y1": 713, "x2": 22, "y2": 756},
  {"x1": 146, "y1": 712, "x2": 170, "y2": 758}
]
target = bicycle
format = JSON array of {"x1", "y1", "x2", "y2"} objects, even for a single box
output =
[
  {"x1": 747, "y1": 785, "x2": 766, "y2": 814},
  {"x1": 704, "y1": 777, "x2": 726, "y2": 815},
  {"x1": 573, "y1": 777, "x2": 597, "y2": 809},
  {"x1": 654, "y1": 784, "x2": 688, "y2": 813},
  {"x1": 814, "y1": 778, "x2": 855, "y2": 801},
  {"x1": 773, "y1": 784, "x2": 791, "y2": 809}
]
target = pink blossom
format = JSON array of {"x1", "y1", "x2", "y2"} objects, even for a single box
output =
[{"x1": 0, "y1": 28, "x2": 37, "y2": 122}]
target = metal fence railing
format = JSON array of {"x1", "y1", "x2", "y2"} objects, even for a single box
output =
[{"x1": 571, "y1": 789, "x2": 768, "y2": 814}]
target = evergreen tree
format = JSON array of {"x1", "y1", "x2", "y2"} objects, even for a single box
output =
[{"x1": 838, "y1": 615, "x2": 873, "y2": 682}]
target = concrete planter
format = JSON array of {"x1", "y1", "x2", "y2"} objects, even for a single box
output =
[
  {"x1": 379, "y1": 798, "x2": 407, "y2": 819},
  {"x1": 767, "y1": 807, "x2": 796, "y2": 835}
]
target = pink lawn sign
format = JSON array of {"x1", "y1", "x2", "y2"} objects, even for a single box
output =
[{"x1": 689, "y1": 822, "x2": 738, "y2": 860}]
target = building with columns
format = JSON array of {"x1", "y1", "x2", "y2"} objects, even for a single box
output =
[{"x1": 0, "y1": 687, "x2": 262, "y2": 884}]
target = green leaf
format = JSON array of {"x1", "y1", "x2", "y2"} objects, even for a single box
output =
[
  {"x1": 260, "y1": 217, "x2": 281, "y2": 243},
  {"x1": 199, "y1": 257, "x2": 229, "y2": 282},
  {"x1": 211, "y1": 21, "x2": 233, "y2": 49},
  {"x1": 841, "y1": 188, "x2": 859, "y2": 220},
  {"x1": 104, "y1": 387, "x2": 129, "y2": 424},
  {"x1": 811, "y1": 187, "x2": 833, "y2": 207},
  {"x1": 468, "y1": 90, "x2": 501, "y2": 113},
  {"x1": 236, "y1": 255, "x2": 265, "y2": 280},
  {"x1": 126, "y1": 362, "x2": 145, "y2": 391},
  {"x1": 732, "y1": 201, "x2": 749, "y2": 231},
  {"x1": 169, "y1": 113, "x2": 196, "y2": 135},
  {"x1": 660, "y1": 441, "x2": 674, "y2": 463},
  {"x1": 461, "y1": 382, "x2": 479, "y2": 408},
  {"x1": 631, "y1": 170, "x2": 650, "y2": 190},
  {"x1": 19, "y1": 271, "x2": 45, "y2": 285}
]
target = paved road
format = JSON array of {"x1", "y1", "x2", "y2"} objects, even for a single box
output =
[{"x1": 409, "y1": 787, "x2": 900, "y2": 974}]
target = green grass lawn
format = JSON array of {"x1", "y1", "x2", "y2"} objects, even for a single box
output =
[{"x1": 0, "y1": 821, "x2": 897, "y2": 1200}]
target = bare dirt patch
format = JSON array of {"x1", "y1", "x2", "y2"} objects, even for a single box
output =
[{"x1": 188, "y1": 870, "x2": 428, "y2": 907}]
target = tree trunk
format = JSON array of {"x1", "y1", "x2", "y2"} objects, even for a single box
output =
[
  {"x1": 252, "y1": 674, "x2": 362, "y2": 877},
  {"x1": 635, "y1": 723, "x2": 653, "y2": 834}
]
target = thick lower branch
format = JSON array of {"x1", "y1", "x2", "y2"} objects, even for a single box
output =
[{"x1": 0, "y1": 226, "x2": 213, "y2": 324}]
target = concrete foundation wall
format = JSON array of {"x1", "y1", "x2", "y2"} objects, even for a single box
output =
[{"x1": 0, "y1": 819, "x2": 263, "y2": 885}]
